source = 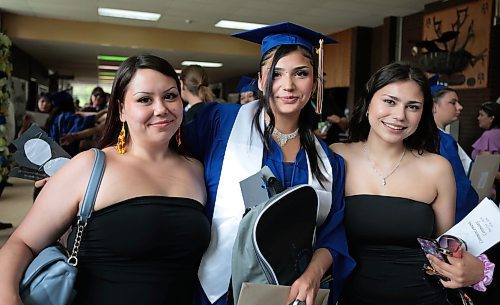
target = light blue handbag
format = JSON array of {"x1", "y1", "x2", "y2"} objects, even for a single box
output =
[{"x1": 19, "y1": 148, "x2": 106, "y2": 305}]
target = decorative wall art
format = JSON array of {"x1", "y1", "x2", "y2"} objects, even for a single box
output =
[{"x1": 413, "y1": 0, "x2": 493, "y2": 89}]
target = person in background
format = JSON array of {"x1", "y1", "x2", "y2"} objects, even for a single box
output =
[
  {"x1": 0, "y1": 54, "x2": 210, "y2": 304},
  {"x1": 17, "y1": 93, "x2": 53, "y2": 136},
  {"x1": 468, "y1": 100, "x2": 500, "y2": 305},
  {"x1": 184, "y1": 22, "x2": 355, "y2": 305},
  {"x1": 179, "y1": 65, "x2": 216, "y2": 125},
  {"x1": 331, "y1": 62, "x2": 489, "y2": 304},
  {"x1": 236, "y1": 75, "x2": 259, "y2": 105},
  {"x1": 81, "y1": 86, "x2": 107, "y2": 112},
  {"x1": 431, "y1": 83, "x2": 478, "y2": 223},
  {"x1": 46, "y1": 91, "x2": 97, "y2": 156},
  {"x1": 472, "y1": 101, "x2": 500, "y2": 159},
  {"x1": 312, "y1": 78, "x2": 348, "y2": 145}
]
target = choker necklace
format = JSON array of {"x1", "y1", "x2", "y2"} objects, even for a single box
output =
[
  {"x1": 362, "y1": 143, "x2": 405, "y2": 186},
  {"x1": 272, "y1": 127, "x2": 299, "y2": 146}
]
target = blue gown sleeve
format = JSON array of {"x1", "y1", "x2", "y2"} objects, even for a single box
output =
[
  {"x1": 439, "y1": 131, "x2": 478, "y2": 223},
  {"x1": 314, "y1": 146, "x2": 356, "y2": 305}
]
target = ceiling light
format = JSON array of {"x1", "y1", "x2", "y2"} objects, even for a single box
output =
[
  {"x1": 175, "y1": 69, "x2": 182, "y2": 74},
  {"x1": 99, "y1": 76, "x2": 115, "y2": 81},
  {"x1": 215, "y1": 20, "x2": 267, "y2": 31},
  {"x1": 98, "y1": 65, "x2": 120, "y2": 70},
  {"x1": 181, "y1": 61, "x2": 223, "y2": 68},
  {"x1": 99, "y1": 72, "x2": 116, "y2": 77},
  {"x1": 98, "y1": 8, "x2": 161, "y2": 21},
  {"x1": 97, "y1": 55, "x2": 128, "y2": 62}
]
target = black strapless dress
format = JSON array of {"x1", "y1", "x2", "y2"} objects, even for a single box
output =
[
  {"x1": 339, "y1": 195, "x2": 448, "y2": 305},
  {"x1": 68, "y1": 196, "x2": 210, "y2": 305}
]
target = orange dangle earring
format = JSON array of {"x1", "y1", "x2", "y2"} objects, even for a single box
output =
[
  {"x1": 176, "y1": 128, "x2": 182, "y2": 147},
  {"x1": 116, "y1": 122, "x2": 126, "y2": 154}
]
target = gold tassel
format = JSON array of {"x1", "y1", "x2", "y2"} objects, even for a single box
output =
[{"x1": 315, "y1": 39, "x2": 324, "y2": 115}]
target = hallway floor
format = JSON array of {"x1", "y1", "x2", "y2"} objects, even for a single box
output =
[{"x1": 0, "y1": 178, "x2": 34, "y2": 248}]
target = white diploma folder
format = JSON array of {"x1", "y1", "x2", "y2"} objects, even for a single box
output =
[
  {"x1": 237, "y1": 283, "x2": 329, "y2": 305},
  {"x1": 443, "y1": 197, "x2": 500, "y2": 256}
]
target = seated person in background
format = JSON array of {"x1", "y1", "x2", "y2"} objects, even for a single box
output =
[
  {"x1": 46, "y1": 91, "x2": 96, "y2": 156},
  {"x1": 236, "y1": 75, "x2": 259, "y2": 105},
  {"x1": 431, "y1": 82, "x2": 478, "y2": 223},
  {"x1": 17, "y1": 93, "x2": 53, "y2": 136},
  {"x1": 81, "y1": 86, "x2": 107, "y2": 112}
]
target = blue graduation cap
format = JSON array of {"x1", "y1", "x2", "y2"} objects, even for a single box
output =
[
  {"x1": 236, "y1": 76, "x2": 259, "y2": 93},
  {"x1": 232, "y1": 22, "x2": 337, "y2": 56},
  {"x1": 428, "y1": 74, "x2": 448, "y2": 94}
]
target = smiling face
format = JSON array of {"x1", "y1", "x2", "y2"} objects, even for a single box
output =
[
  {"x1": 367, "y1": 80, "x2": 424, "y2": 144},
  {"x1": 120, "y1": 68, "x2": 183, "y2": 147},
  {"x1": 433, "y1": 90, "x2": 463, "y2": 128},
  {"x1": 258, "y1": 49, "x2": 315, "y2": 119}
]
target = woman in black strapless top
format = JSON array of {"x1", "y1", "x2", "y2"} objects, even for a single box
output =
[
  {"x1": 0, "y1": 55, "x2": 210, "y2": 305},
  {"x1": 331, "y1": 63, "x2": 487, "y2": 304},
  {"x1": 69, "y1": 197, "x2": 209, "y2": 305}
]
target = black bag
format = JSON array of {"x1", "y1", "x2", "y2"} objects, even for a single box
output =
[
  {"x1": 231, "y1": 184, "x2": 318, "y2": 304},
  {"x1": 19, "y1": 148, "x2": 106, "y2": 305}
]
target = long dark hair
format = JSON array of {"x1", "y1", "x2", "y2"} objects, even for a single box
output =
[
  {"x1": 98, "y1": 55, "x2": 184, "y2": 155},
  {"x1": 348, "y1": 62, "x2": 439, "y2": 154},
  {"x1": 252, "y1": 44, "x2": 326, "y2": 184}
]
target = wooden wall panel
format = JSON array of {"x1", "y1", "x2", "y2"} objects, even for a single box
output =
[
  {"x1": 324, "y1": 28, "x2": 352, "y2": 88},
  {"x1": 401, "y1": 0, "x2": 500, "y2": 154}
]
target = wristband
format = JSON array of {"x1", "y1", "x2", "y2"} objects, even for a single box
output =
[{"x1": 471, "y1": 254, "x2": 495, "y2": 292}]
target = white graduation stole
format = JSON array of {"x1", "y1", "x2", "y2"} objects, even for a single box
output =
[{"x1": 198, "y1": 100, "x2": 333, "y2": 303}]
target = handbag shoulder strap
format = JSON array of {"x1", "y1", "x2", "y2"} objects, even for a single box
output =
[
  {"x1": 68, "y1": 148, "x2": 105, "y2": 266},
  {"x1": 79, "y1": 148, "x2": 106, "y2": 224}
]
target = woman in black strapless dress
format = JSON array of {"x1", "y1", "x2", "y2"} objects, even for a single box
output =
[
  {"x1": 0, "y1": 55, "x2": 210, "y2": 305},
  {"x1": 331, "y1": 62, "x2": 488, "y2": 305}
]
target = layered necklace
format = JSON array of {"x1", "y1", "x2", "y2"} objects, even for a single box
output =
[
  {"x1": 272, "y1": 127, "x2": 299, "y2": 146},
  {"x1": 362, "y1": 143, "x2": 406, "y2": 186}
]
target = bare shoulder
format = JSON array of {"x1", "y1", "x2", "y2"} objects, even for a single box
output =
[
  {"x1": 410, "y1": 150, "x2": 453, "y2": 175},
  {"x1": 330, "y1": 142, "x2": 359, "y2": 160},
  {"x1": 184, "y1": 156, "x2": 204, "y2": 176},
  {"x1": 52, "y1": 149, "x2": 98, "y2": 180},
  {"x1": 330, "y1": 142, "x2": 350, "y2": 155}
]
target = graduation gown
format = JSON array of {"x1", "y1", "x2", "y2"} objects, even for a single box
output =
[
  {"x1": 439, "y1": 130, "x2": 478, "y2": 222},
  {"x1": 183, "y1": 101, "x2": 355, "y2": 305}
]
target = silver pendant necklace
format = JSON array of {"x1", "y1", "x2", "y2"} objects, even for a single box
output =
[
  {"x1": 362, "y1": 143, "x2": 406, "y2": 186},
  {"x1": 272, "y1": 127, "x2": 299, "y2": 147}
]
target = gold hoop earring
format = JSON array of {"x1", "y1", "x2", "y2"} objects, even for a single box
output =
[{"x1": 116, "y1": 122, "x2": 126, "y2": 154}]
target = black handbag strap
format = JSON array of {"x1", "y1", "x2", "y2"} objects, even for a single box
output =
[{"x1": 79, "y1": 148, "x2": 106, "y2": 224}]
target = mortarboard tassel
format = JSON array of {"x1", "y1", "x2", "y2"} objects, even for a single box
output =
[{"x1": 315, "y1": 39, "x2": 324, "y2": 115}]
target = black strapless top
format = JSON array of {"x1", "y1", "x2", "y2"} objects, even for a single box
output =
[
  {"x1": 68, "y1": 196, "x2": 210, "y2": 305},
  {"x1": 339, "y1": 195, "x2": 448, "y2": 305}
]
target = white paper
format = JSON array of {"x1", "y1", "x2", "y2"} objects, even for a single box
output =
[{"x1": 442, "y1": 198, "x2": 500, "y2": 256}]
